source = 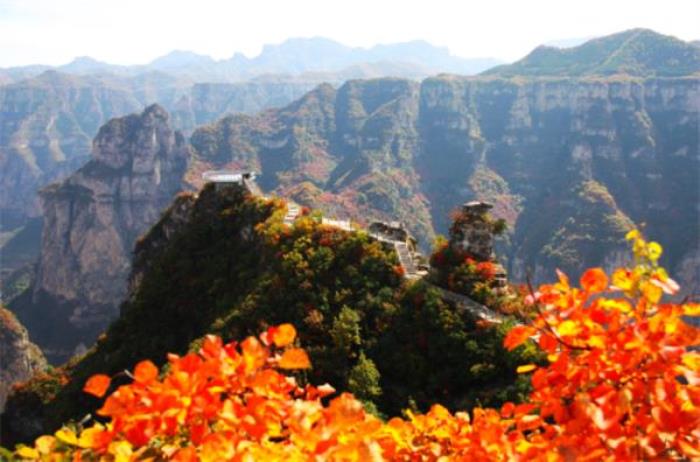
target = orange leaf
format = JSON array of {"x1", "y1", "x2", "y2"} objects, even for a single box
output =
[
  {"x1": 580, "y1": 268, "x2": 608, "y2": 293},
  {"x1": 271, "y1": 324, "x2": 297, "y2": 347},
  {"x1": 172, "y1": 447, "x2": 198, "y2": 462},
  {"x1": 133, "y1": 360, "x2": 158, "y2": 384},
  {"x1": 83, "y1": 374, "x2": 111, "y2": 398},
  {"x1": 278, "y1": 348, "x2": 311, "y2": 369},
  {"x1": 504, "y1": 325, "x2": 535, "y2": 351}
]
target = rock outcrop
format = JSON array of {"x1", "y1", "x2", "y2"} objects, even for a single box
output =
[
  {"x1": 12, "y1": 105, "x2": 190, "y2": 363},
  {"x1": 0, "y1": 307, "x2": 46, "y2": 411},
  {"x1": 0, "y1": 73, "x2": 312, "y2": 227}
]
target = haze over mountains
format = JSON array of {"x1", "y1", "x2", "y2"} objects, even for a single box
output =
[
  {"x1": 0, "y1": 36, "x2": 502, "y2": 243},
  {"x1": 0, "y1": 37, "x2": 503, "y2": 84}
]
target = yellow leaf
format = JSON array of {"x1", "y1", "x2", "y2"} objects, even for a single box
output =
[
  {"x1": 557, "y1": 320, "x2": 580, "y2": 337},
  {"x1": 647, "y1": 241, "x2": 663, "y2": 261},
  {"x1": 682, "y1": 353, "x2": 700, "y2": 371},
  {"x1": 516, "y1": 364, "x2": 537, "y2": 374},
  {"x1": 682, "y1": 303, "x2": 700, "y2": 317},
  {"x1": 35, "y1": 435, "x2": 55, "y2": 454},
  {"x1": 55, "y1": 428, "x2": 78, "y2": 446},
  {"x1": 109, "y1": 441, "x2": 133, "y2": 462},
  {"x1": 77, "y1": 426, "x2": 105, "y2": 449},
  {"x1": 600, "y1": 299, "x2": 632, "y2": 313},
  {"x1": 641, "y1": 281, "x2": 663, "y2": 304},
  {"x1": 625, "y1": 229, "x2": 640, "y2": 241},
  {"x1": 611, "y1": 268, "x2": 635, "y2": 292},
  {"x1": 588, "y1": 336, "x2": 606, "y2": 349},
  {"x1": 16, "y1": 446, "x2": 39, "y2": 459},
  {"x1": 516, "y1": 439, "x2": 533, "y2": 453},
  {"x1": 278, "y1": 348, "x2": 311, "y2": 369}
]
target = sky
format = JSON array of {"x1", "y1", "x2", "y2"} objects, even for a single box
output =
[{"x1": 1, "y1": 0, "x2": 698, "y2": 67}]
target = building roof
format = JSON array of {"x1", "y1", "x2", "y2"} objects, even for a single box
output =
[
  {"x1": 463, "y1": 200, "x2": 493, "y2": 210},
  {"x1": 202, "y1": 170, "x2": 256, "y2": 183}
]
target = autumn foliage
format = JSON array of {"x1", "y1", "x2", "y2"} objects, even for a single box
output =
[{"x1": 13, "y1": 232, "x2": 700, "y2": 461}]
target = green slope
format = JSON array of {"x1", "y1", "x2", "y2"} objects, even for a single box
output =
[{"x1": 484, "y1": 29, "x2": 700, "y2": 77}]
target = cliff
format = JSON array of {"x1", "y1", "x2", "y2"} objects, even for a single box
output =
[
  {"x1": 169, "y1": 81, "x2": 321, "y2": 132},
  {"x1": 0, "y1": 307, "x2": 46, "y2": 411},
  {"x1": 418, "y1": 76, "x2": 698, "y2": 283},
  {"x1": 0, "y1": 72, "x2": 143, "y2": 222},
  {"x1": 10, "y1": 105, "x2": 190, "y2": 362},
  {"x1": 190, "y1": 79, "x2": 436, "y2": 245},
  {"x1": 0, "y1": 73, "x2": 314, "y2": 228},
  {"x1": 190, "y1": 74, "x2": 698, "y2": 288}
]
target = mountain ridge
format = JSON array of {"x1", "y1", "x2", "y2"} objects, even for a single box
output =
[
  {"x1": 484, "y1": 28, "x2": 700, "y2": 77},
  {"x1": 0, "y1": 37, "x2": 502, "y2": 84}
]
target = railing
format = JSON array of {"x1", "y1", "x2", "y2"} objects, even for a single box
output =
[{"x1": 424, "y1": 281, "x2": 506, "y2": 323}]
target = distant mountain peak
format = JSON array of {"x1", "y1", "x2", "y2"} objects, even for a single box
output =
[
  {"x1": 484, "y1": 28, "x2": 700, "y2": 77},
  {"x1": 59, "y1": 56, "x2": 112, "y2": 73},
  {"x1": 149, "y1": 50, "x2": 216, "y2": 69},
  {"x1": 66, "y1": 56, "x2": 104, "y2": 66}
]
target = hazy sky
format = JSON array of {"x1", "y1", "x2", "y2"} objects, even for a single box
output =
[{"x1": 1, "y1": 0, "x2": 698, "y2": 67}]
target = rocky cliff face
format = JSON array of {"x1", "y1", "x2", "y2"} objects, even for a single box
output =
[
  {"x1": 418, "y1": 76, "x2": 698, "y2": 283},
  {"x1": 190, "y1": 79, "x2": 436, "y2": 245},
  {"x1": 192, "y1": 75, "x2": 698, "y2": 288},
  {"x1": 12, "y1": 105, "x2": 190, "y2": 362},
  {"x1": 0, "y1": 74, "x2": 313, "y2": 227},
  {"x1": 0, "y1": 307, "x2": 46, "y2": 411},
  {"x1": 170, "y1": 81, "x2": 318, "y2": 132},
  {"x1": 0, "y1": 72, "x2": 144, "y2": 223}
]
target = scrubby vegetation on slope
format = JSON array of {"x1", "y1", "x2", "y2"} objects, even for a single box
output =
[
  {"x1": 7, "y1": 234, "x2": 699, "y2": 461},
  {"x1": 1, "y1": 185, "x2": 535, "y2": 445}
]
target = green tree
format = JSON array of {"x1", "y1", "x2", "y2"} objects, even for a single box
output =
[
  {"x1": 347, "y1": 352, "x2": 382, "y2": 402},
  {"x1": 329, "y1": 305, "x2": 361, "y2": 357}
]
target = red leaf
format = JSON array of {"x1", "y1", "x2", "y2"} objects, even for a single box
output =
[
  {"x1": 134, "y1": 360, "x2": 158, "y2": 384},
  {"x1": 504, "y1": 325, "x2": 535, "y2": 351},
  {"x1": 580, "y1": 268, "x2": 608, "y2": 293},
  {"x1": 84, "y1": 374, "x2": 111, "y2": 398}
]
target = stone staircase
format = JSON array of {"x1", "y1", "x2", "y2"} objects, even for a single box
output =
[
  {"x1": 283, "y1": 202, "x2": 301, "y2": 226},
  {"x1": 321, "y1": 218, "x2": 354, "y2": 232},
  {"x1": 394, "y1": 241, "x2": 417, "y2": 275}
]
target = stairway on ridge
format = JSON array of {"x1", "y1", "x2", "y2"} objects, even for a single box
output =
[
  {"x1": 283, "y1": 203, "x2": 301, "y2": 225},
  {"x1": 394, "y1": 241, "x2": 417, "y2": 275}
]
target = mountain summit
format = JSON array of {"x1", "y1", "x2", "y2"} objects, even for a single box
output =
[{"x1": 485, "y1": 29, "x2": 700, "y2": 77}]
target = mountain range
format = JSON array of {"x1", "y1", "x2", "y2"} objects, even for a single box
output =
[
  {"x1": 0, "y1": 37, "x2": 502, "y2": 84},
  {"x1": 3, "y1": 29, "x2": 697, "y2": 369}
]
